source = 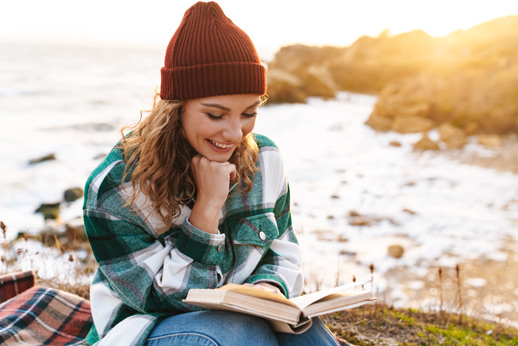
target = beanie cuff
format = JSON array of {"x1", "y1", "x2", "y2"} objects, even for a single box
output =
[{"x1": 160, "y1": 62, "x2": 266, "y2": 100}]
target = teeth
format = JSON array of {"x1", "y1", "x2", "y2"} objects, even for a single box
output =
[{"x1": 210, "y1": 140, "x2": 233, "y2": 149}]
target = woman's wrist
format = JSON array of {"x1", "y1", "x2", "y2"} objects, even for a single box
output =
[{"x1": 189, "y1": 198, "x2": 222, "y2": 234}]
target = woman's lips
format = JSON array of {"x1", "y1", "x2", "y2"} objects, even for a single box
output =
[{"x1": 207, "y1": 139, "x2": 234, "y2": 152}]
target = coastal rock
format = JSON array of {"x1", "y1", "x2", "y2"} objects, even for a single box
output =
[
  {"x1": 413, "y1": 135, "x2": 440, "y2": 151},
  {"x1": 392, "y1": 116, "x2": 435, "y2": 134},
  {"x1": 64, "y1": 187, "x2": 84, "y2": 203},
  {"x1": 266, "y1": 69, "x2": 306, "y2": 103},
  {"x1": 365, "y1": 114, "x2": 392, "y2": 132},
  {"x1": 266, "y1": 45, "x2": 339, "y2": 103},
  {"x1": 464, "y1": 122, "x2": 480, "y2": 136},
  {"x1": 348, "y1": 210, "x2": 361, "y2": 217},
  {"x1": 439, "y1": 123, "x2": 467, "y2": 149},
  {"x1": 478, "y1": 134, "x2": 503, "y2": 148},
  {"x1": 35, "y1": 202, "x2": 61, "y2": 220},
  {"x1": 28, "y1": 153, "x2": 56, "y2": 165},
  {"x1": 349, "y1": 216, "x2": 372, "y2": 227},
  {"x1": 387, "y1": 244, "x2": 404, "y2": 258},
  {"x1": 303, "y1": 65, "x2": 336, "y2": 99}
]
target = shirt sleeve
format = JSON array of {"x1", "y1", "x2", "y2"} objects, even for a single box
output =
[
  {"x1": 84, "y1": 206, "x2": 232, "y2": 315},
  {"x1": 244, "y1": 184, "x2": 304, "y2": 298}
]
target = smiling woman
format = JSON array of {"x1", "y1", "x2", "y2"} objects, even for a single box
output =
[
  {"x1": 182, "y1": 95, "x2": 261, "y2": 163},
  {"x1": 81, "y1": 2, "x2": 347, "y2": 346}
]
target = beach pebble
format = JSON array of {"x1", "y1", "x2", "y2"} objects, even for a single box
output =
[
  {"x1": 64, "y1": 187, "x2": 84, "y2": 203},
  {"x1": 28, "y1": 153, "x2": 56, "y2": 165},
  {"x1": 349, "y1": 216, "x2": 372, "y2": 226},
  {"x1": 35, "y1": 202, "x2": 61, "y2": 220},
  {"x1": 388, "y1": 244, "x2": 404, "y2": 258}
]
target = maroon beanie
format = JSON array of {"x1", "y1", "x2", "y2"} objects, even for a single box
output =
[{"x1": 160, "y1": 1, "x2": 266, "y2": 100}]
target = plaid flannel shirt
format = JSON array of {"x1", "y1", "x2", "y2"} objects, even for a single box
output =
[{"x1": 83, "y1": 134, "x2": 304, "y2": 346}]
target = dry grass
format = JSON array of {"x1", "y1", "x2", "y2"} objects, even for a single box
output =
[
  {"x1": 2, "y1": 219, "x2": 518, "y2": 345},
  {"x1": 324, "y1": 303, "x2": 518, "y2": 345},
  {"x1": 1, "y1": 220, "x2": 95, "y2": 299}
]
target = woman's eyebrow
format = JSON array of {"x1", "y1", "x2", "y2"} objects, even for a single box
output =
[
  {"x1": 200, "y1": 100, "x2": 261, "y2": 112},
  {"x1": 201, "y1": 103, "x2": 231, "y2": 111}
]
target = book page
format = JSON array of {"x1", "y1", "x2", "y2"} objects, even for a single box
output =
[
  {"x1": 220, "y1": 283, "x2": 299, "y2": 308},
  {"x1": 290, "y1": 282, "x2": 371, "y2": 310}
]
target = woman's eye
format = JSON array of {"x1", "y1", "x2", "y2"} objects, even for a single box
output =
[
  {"x1": 207, "y1": 113, "x2": 223, "y2": 120},
  {"x1": 242, "y1": 112, "x2": 257, "y2": 118}
]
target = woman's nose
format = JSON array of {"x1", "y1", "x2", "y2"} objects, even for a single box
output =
[{"x1": 223, "y1": 118, "x2": 243, "y2": 142}]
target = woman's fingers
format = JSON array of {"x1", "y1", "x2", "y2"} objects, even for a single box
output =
[{"x1": 191, "y1": 156, "x2": 237, "y2": 208}]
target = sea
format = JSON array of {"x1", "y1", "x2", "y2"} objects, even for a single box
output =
[{"x1": 1, "y1": 41, "x2": 517, "y2": 324}]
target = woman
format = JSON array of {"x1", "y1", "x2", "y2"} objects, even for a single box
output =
[{"x1": 83, "y1": 2, "x2": 350, "y2": 345}]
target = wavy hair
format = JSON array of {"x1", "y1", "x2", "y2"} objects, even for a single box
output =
[{"x1": 120, "y1": 93, "x2": 260, "y2": 229}]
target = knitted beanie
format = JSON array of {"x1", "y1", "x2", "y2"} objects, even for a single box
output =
[{"x1": 160, "y1": 1, "x2": 266, "y2": 100}]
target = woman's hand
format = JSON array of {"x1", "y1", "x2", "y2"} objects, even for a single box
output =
[{"x1": 189, "y1": 155, "x2": 237, "y2": 234}]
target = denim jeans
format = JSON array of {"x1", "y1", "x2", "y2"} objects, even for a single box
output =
[{"x1": 145, "y1": 310, "x2": 340, "y2": 346}]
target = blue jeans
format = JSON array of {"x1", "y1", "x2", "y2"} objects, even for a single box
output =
[{"x1": 145, "y1": 311, "x2": 340, "y2": 346}]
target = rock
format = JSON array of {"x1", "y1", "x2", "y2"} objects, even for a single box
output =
[
  {"x1": 464, "y1": 121, "x2": 480, "y2": 136},
  {"x1": 365, "y1": 114, "x2": 392, "y2": 132},
  {"x1": 64, "y1": 187, "x2": 84, "y2": 203},
  {"x1": 303, "y1": 65, "x2": 336, "y2": 99},
  {"x1": 29, "y1": 153, "x2": 56, "y2": 165},
  {"x1": 348, "y1": 210, "x2": 361, "y2": 217},
  {"x1": 439, "y1": 123, "x2": 467, "y2": 149},
  {"x1": 35, "y1": 202, "x2": 61, "y2": 220},
  {"x1": 387, "y1": 244, "x2": 404, "y2": 258},
  {"x1": 392, "y1": 116, "x2": 435, "y2": 134},
  {"x1": 266, "y1": 69, "x2": 307, "y2": 103},
  {"x1": 439, "y1": 123, "x2": 462, "y2": 142},
  {"x1": 395, "y1": 103, "x2": 431, "y2": 118},
  {"x1": 444, "y1": 134, "x2": 467, "y2": 149},
  {"x1": 413, "y1": 135, "x2": 440, "y2": 151},
  {"x1": 349, "y1": 216, "x2": 372, "y2": 227},
  {"x1": 339, "y1": 249, "x2": 356, "y2": 256},
  {"x1": 478, "y1": 134, "x2": 503, "y2": 148}
]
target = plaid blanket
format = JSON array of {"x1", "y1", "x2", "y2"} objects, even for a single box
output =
[
  {"x1": 0, "y1": 271, "x2": 92, "y2": 345},
  {"x1": 0, "y1": 270, "x2": 37, "y2": 303}
]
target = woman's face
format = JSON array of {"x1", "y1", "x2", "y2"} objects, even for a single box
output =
[{"x1": 182, "y1": 94, "x2": 261, "y2": 163}]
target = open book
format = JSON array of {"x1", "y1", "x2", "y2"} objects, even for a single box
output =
[{"x1": 184, "y1": 283, "x2": 376, "y2": 334}]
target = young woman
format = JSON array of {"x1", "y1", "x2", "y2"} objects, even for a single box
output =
[{"x1": 83, "y1": 2, "x2": 351, "y2": 345}]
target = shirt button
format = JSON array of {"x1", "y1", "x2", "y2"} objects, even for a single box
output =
[
  {"x1": 217, "y1": 244, "x2": 223, "y2": 252},
  {"x1": 259, "y1": 231, "x2": 266, "y2": 241}
]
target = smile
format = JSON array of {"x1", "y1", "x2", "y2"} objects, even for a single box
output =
[{"x1": 208, "y1": 139, "x2": 234, "y2": 149}]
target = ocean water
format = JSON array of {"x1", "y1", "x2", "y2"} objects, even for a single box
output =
[{"x1": 1, "y1": 42, "x2": 518, "y2": 319}]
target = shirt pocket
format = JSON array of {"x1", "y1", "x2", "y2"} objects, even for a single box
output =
[{"x1": 229, "y1": 212, "x2": 279, "y2": 247}]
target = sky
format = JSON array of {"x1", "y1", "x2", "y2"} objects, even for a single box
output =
[{"x1": 2, "y1": 0, "x2": 518, "y2": 59}]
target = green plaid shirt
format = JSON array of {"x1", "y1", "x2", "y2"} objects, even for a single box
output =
[{"x1": 83, "y1": 134, "x2": 303, "y2": 346}]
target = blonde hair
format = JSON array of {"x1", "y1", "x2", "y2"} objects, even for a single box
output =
[{"x1": 120, "y1": 93, "x2": 260, "y2": 229}]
